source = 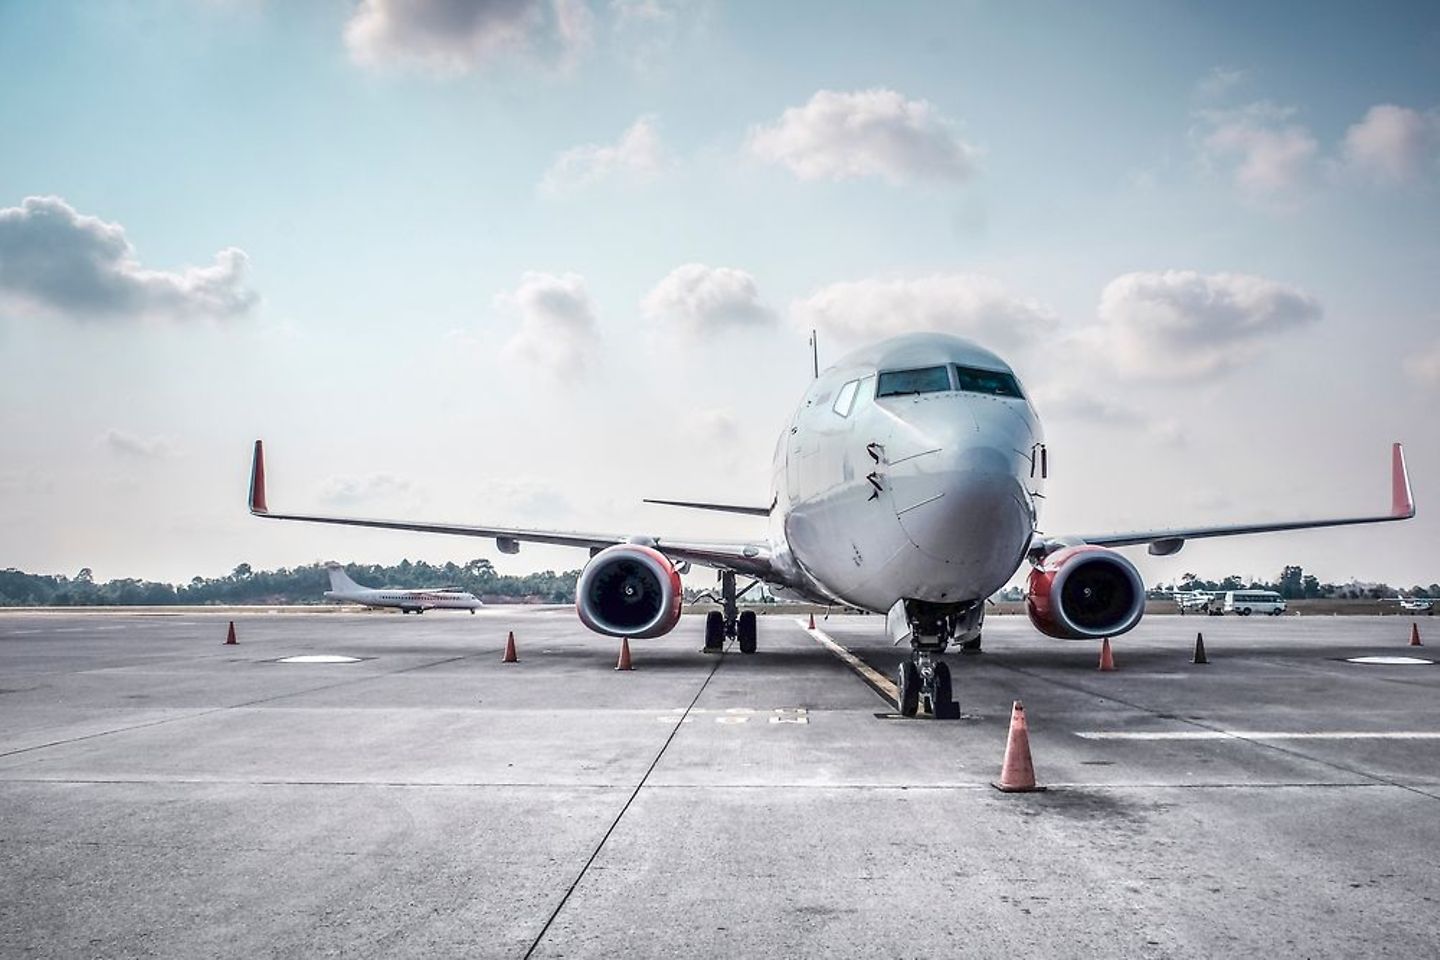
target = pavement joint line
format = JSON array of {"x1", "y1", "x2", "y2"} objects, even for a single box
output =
[
  {"x1": 521, "y1": 640, "x2": 729, "y2": 960},
  {"x1": 993, "y1": 659, "x2": 1440, "y2": 805},
  {"x1": 0, "y1": 778, "x2": 1422, "y2": 791},
  {"x1": 0, "y1": 654, "x2": 468, "y2": 761},
  {"x1": 798, "y1": 618, "x2": 898, "y2": 707},
  {"x1": 1077, "y1": 731, "x2": 1440, "y2": 741}
]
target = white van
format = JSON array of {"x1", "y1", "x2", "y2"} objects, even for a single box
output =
[{"x1": 1221, "y1": 590, "x2": 1287, "y2": 616}]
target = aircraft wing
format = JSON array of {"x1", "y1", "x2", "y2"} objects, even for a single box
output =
[
  {"x1": 247, "y1": 441, "x2": 775, "y2": 580},
  {"x1": 1044, "y1": 443, "x2": 1415, "y2": 557}
]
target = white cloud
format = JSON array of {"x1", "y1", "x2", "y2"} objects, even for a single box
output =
[
  {"x1": 790, "y1": 274, "x2": 1056, "y2": 352},
  {"x1": 344, "y1": 0, "x2": 593, "y2": 73},
  {"x1": 481, "y1": 477, "x2": 575, "y2": 518},
  {"x1": 103, "y1": 430, "x2": 176, "y2": 460},
  {"x1": 317, "y1": 473, "x2": 423, "y2": 508},
  {"x1": 611, "y1": 0, "x2": 673, "y2": 24},
  {"x1": 497, "y1": 271, "x2": 599, "y2": 378},
  {"x1": 1341, "y1": 104, "x2": 1440, "y2": 184},
  {"x1": 0, "y1": 196, "x2": 257, "y2": 322},
  {"x1": 746, "y1": 88, "x2": 978, "y2": 184},
  {"x1": 689, "y1": 409, "x2": 739, "y2": 447},
  {"x1": 1195, "y1": 102, "x2": 1317, "y2": 197},
  {"x1": 540, "y1": 116, "x2": 667, "y2": 195},
  {"x1": 1194, "y1": 66, "x2": 1249, "y2": 102},
  {"x1": 1091, "y1": 270, "x2": 1322, "y2": 379},
  {"x1": 1029, "y1": 385, "x2": 1144, "y2": 426},
  {"x1": 641, "y1": 263, "x2": 774, "y2": 335},
  {"x1": 1027, "y1": 385, "x2": 1182, "y2": 446},
  {"x1": 1403, "y1": 339, "x2": 1440, "y2": 387}
]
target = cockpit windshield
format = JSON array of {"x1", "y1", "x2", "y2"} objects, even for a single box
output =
[
  {"x1": 875, "y1": 366, "x2": 951, "y2": 397},
  {"x1": 953, "y1": 365, "x2": 1024, "y2": 398}
]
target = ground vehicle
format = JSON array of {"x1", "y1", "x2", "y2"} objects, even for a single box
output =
[{"x1": 1219, "y1": 590, "x2": 1288, "y2": 616}]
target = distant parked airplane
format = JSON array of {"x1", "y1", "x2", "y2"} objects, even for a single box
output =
[
  {"x1": 1382, "y1": 595, "x2": 1435, "y2": 614},
  {"x1": 323, "y1": 562, "x2": 483, "y2": 614},
  {"x1": 1170, "y1": 590, "x2": 1216, "y2": 614}
]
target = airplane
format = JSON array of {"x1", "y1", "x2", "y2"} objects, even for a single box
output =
[
  {"x1": 1169, "y1": 590, "x2": 1216, "y2": 615},
  {"x1": 322, "y1": 561, "x2": 483, "y2": 614},
  {"x1": 247, "y1": 332, "x2": 1416, "y2": 719},
  {"x1": 1382, "y1": 595, "x2": 1435, "y2": 614}
]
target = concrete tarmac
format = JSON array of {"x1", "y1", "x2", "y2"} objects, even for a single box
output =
[{"x1": 3, "y1": 608, "x2": 1439, "y2": 958}]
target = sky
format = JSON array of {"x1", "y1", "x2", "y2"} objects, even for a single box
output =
[{"x1": 1, "y1": 0, "x2": 1437, "y2": 592}]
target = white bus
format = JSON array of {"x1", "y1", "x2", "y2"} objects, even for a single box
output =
[{"x1": 1220, "y1": 590, "x2": 1287, "y2": 616}]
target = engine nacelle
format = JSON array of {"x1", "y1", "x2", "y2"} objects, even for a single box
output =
[
  {"x1": 576, "y1": 544, "x2": 684, "y2": 639},
  {"x1": 1026, "y1": 545, "x2": 1145, "y2": 640}
]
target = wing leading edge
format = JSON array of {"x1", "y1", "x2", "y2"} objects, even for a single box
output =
[
  {"x1": 1050, "y1": 442, "x2": 1415, "y2": 557},
  {"x1": 247, "y1": 441, "x2": 774, "y2": 579}
]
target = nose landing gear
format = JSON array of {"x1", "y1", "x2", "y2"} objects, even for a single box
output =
[
  {"x1": 703, "y1": 570, "x2": 760, "y2": 655},
  {"x1": 896, "y1": 645, "x2": 961, "y2": 719},
  {"x1": 890, "y1": 599, "x2": 981, "y2": 719}
]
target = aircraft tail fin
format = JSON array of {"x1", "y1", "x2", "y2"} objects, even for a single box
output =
[{"x1": 325, "y1": 562, "x2": 361, "y2": 592}]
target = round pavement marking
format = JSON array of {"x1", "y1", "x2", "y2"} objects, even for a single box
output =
[
  {"x1": 276, "y1": 655, "x2": 362, "y2": 664},
  {"x1": 1344, "y1": 656, "x2": 1434, "y2": 665}
]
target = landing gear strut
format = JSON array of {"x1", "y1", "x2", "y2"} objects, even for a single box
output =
[
  {"x1": 891, "y1": 599, "x2": 980, "y2": 719},
  {"x1": 703, "y1": 570, "x2": 759, "y2": 655}
]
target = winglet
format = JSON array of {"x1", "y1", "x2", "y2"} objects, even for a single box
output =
[
  {"x1": 249, "y1": 440, "x2": 268, "y2": 515},
  {"x1": 1393, "y1": 442, "x2": 1415, "y2": 518}
]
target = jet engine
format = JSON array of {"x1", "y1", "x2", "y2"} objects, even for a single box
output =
[
  {"x1": 1026, "y1": 544, "x2": 1145, "y2": 640},
  {"x1": 576, "y1": 544, "x2": 684, "y2": 639}
]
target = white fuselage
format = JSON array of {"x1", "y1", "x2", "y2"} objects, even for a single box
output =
[
  {"x1": 762, "y1": 333, "x2": 1044, "y2": 613},
  {"x1": 324, "y1": 586, "x2": 484, "y2": 613}
]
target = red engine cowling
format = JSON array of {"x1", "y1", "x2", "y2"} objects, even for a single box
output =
[
  {"x1": 1027, "y1": 545, "x2": 1145, "y2": 640},
  {"x1": 576, "y1": 544, "x2": 684, "y2": 639}
]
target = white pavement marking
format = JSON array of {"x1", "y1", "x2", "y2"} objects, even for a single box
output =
[
  {"x1": 1076, "y1": 730, "x2": 1440, "y2": 741},
  {"x1": 798, "y1": 618, "x2": 899, "y2": 702},
  {"x1": 277, "y1": 655, "x2": 361, "y2": 664},
  {"x1": 1346, "y1": 656, "x2": 1434, "y2": 665}
]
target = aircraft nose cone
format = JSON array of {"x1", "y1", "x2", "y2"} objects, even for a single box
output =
[
  {"x1": 891, "y1": 449, "x2": 1031, "y2": 569},
  {"x1": 881, "y1": 396, "x2": 1037, "y2": 593}
]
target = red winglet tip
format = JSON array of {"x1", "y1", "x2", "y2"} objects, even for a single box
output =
[
  {"x1": 249, "y1": 440, "x2": 268, "y2": 515},
  {"x1": 1392, "y1": 442, "x2": 1414, "y2": 518}
]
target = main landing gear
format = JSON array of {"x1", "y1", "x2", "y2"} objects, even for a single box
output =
[
  {"x1": 892, "y1": 599, "x2": 983, "y2": 720},
  {"x1": 703, "y1": 570, "x2": 758, "y2": 655}
]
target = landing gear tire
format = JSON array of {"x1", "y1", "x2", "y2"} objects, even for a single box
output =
[
  {"x1": 930, "y1": 661, "x2": 960, "y2": 719},
  {"x1": 737, "y1": 611, "x2": 757, "y2": 655},
  {"x1": 959, "y1": 635, "x2": 983, "y2": 655},
  {"x1": 704, "y1": 611, "x2": 725, "y2": 652},
  {"x1": 897, "y1": 660, "x2": 920, "y2": 717}
]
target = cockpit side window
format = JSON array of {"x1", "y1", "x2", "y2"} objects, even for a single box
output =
[
  {"x1": 875, "y1": 365, "x2": 952, "y2": 398},
  {"x1": 953, "y1": 364, "x2": 1023, "y2": 398},
  {"x1": 832, "y1": 379, "x2": 860, "y2": 416}
]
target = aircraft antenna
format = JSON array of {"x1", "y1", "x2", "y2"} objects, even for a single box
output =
[{"x1": 810, "y1": 329, "x2": 819, "y2": 379}]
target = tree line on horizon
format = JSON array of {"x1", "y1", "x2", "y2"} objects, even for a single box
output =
[
  {"x1": 0, "y1": 560, "x2": 1435, "y2": 608},
  {"x1": 0, "y1": 559, "x2": 580, "y2": 607}
]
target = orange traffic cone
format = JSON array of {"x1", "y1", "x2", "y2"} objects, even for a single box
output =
[
  {"x1": 1098, "y1": 637, "x2": 1115, "y2": 671},
  {"x1": 501, "y1": 631, "x2": 518, "y2": 663},
  {"x1": 224, "y1": 621, "x2": 237, "y2": 645},
  {"x1": 993, "y1": 700, "x2": 1042, "y2": 793},
  {"x1": 1411, "y1": 622, "x2": 1423, "y2": 647},
  {"x1": 1192, "y1": 632, "x2": 1208, "y2": 664},
  {"x1": 615, "y1": 637, "x2": 633, "y2": 671},
  {"x1": 808, "y1": 612, "x2": 816, "y2": 630}
]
